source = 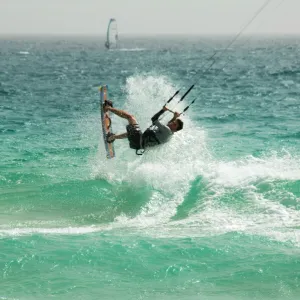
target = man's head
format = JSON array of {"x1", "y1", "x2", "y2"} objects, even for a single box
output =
[{"x1": 168, "y1": 119, "x2": 183, "y2": 132}]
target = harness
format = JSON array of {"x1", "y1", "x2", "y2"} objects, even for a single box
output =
[
  {"x1": 126, "y1": 125, "x2": 161, "y2": 156},
  {"x1": 142, "y1": 128, "x2": 160, "y2": 146},
  {"x1": 136, "y1": 129, "x2": 160, "y2": 155}
]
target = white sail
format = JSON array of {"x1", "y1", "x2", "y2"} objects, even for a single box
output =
[{"x1": 105, "y1": 18, "x2": 118, "y2": 50}]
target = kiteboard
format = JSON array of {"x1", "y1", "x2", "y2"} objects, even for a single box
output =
[{"x1": 99, "y1": 85, "x2": 115, "y2": 159}]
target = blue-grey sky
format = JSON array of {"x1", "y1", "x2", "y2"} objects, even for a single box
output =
[{"x1": 0, "y1": 0, "x2": 298, "y2": 35}]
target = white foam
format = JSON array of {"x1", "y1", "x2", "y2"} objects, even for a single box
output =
[
  {"x1": 0, "y1": 226, "x2": 101, "y2": 237},
  {"x1": 206, "y1": 151, "x2": 300, "y2": 188},
  {"x1": 90, "y1": 75, "x2": 300, "y2": 246},
  {"x1": 92, "y1": 75, "x2": 208, "y2": 225},
  {"x1": 118, "y1": 48, "x2": 147, "y2": 52}
]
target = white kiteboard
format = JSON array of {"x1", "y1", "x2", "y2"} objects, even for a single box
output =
[{"x1": 99, "y1": 85, "x2": 115, "y2": 159}]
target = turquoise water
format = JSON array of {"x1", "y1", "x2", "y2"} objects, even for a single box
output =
[{"x1": 1, "y1": 36, "x2": 300, "y2": 299}]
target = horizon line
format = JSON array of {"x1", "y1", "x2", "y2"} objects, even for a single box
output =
[{"x1": 1, "y1": 32, "x2": 300, "y2": 37}]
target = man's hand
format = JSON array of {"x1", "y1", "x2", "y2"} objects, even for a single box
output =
[
  {"x1": 174, "y1": 112, "x2": 180, "y2": 118},
  {"x1": 163, "y1": 106, "x2": 179, "y2": 116},
  {"x1": 104, "y1": 105, "x2": 111, "y2": 113},
  {"x1": 107, "y1": 134, "x2": 115, "y2": 143}
]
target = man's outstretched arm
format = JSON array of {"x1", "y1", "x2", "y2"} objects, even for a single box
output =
[
  {"x1": 107, "y1": 132, "x2": 127, "y2": 142},
  {"x1": 113, "y1": 132, "x2": 128, "y2": 139}
]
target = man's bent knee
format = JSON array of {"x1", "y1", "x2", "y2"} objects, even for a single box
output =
[{"x1": 128, "y1": 115, "x2": 138, "y2": 125}]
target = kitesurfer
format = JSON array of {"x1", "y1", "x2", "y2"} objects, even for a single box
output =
[{"x1": 103, "y1": 101, "x2": 183, "y2": 154}]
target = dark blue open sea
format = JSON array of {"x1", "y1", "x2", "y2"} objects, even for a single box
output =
[{"x1": 1, "y1": 35, "x2": 300, "y2": 299}]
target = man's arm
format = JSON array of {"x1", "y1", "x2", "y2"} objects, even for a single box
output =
[
  {"x1": 113, "y1": 132, "x2": 128, "y2": 139},
  {"x1": 167, "y1": 112, "x2": 180, "y2": 124},
  {"x1": 151, "y1": 106, "x2": 180, "y2": 126},
  {"x1": 151, "y1": 106, "x2": 168, "y2": 123},
  {"x1": 107, "y1": 132, "x2": 127, "y2": 142}
]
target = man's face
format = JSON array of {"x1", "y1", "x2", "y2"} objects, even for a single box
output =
[{"x1": 169, "y1": 120, "x2": 178, "y2": 132}]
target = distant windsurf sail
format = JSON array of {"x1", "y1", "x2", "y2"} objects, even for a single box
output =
[{"x1": 105, "y1": 18, "x2": 118, "y2": 50}]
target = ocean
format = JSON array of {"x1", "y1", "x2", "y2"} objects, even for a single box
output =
[{"x1": 0, "y1": 35, "x2": 299, "y2": 299}]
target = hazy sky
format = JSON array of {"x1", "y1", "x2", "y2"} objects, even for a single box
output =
[{"x1": 0, "y1": 0, "x2": 298, "y2": 35}]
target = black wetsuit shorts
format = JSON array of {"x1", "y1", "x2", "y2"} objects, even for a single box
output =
[{"x1": 126, "y1": 124, "x2": 142, "y2": 150}]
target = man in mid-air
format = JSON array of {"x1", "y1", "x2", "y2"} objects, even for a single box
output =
[{"x1": 103, "y1": 101, "x2": 183, "y2": 153}]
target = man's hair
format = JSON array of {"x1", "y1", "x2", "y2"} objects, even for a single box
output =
[{"x1": 176, "y1": 119, "x2": 183, "y2": 131}]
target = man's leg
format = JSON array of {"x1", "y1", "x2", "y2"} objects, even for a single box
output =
[
  {"x1": 105, "y1": 105, "x2": 138, "y2": 125},
  {"x1": 104, "y1": 104, "x2": 141, "y2": 146}
]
